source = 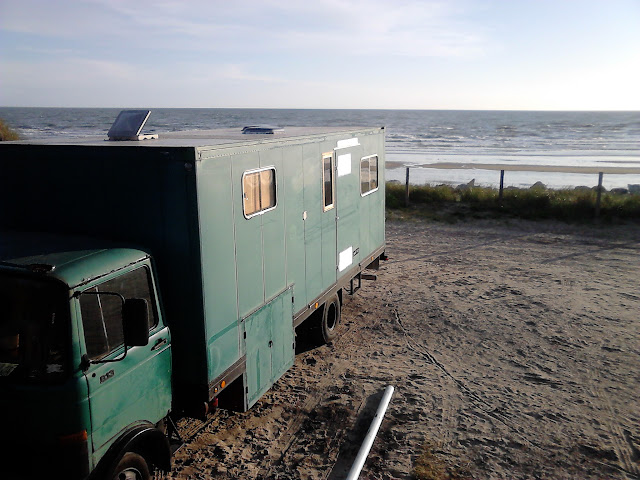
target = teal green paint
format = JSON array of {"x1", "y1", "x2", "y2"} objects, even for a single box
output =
[
  {"x1": 302, "y1": 142, "x2": 323, "y2": 303},
  {"x1": 320, "y1": 202, "x2": 337, "y2": 288},
  {"x1": 359, "y1": 135, "x2": 377, "y2": 259},
  {"x1": 320, "y1": 139, "x2": 338, "y2": 291},
  {"x1": 269, "y1": 289, "x2": 295, "y2": 381},
  {"x1": 2, "y1": 244, "x2": 149, "y2": 291},
  {"x1": 197, "y1": 156, "x2": 241, "y2": 381},
  {"x1": 244, "y1": 287, "x2": 294, "y2": 408},
  {"x1": 86, "y1": 327, "x2": 171, "y2": 456},
  {"x1": 283, "y1": 145, "x2": 307, "y2": 313},
  {"x1": 0, "y1": 127, "x2": 385, "y2": 476},
  {"x1": 336, "y1": 141, "x2": 363, "y2": 278},
  {"x1": 371, "y1": 133, "x2": 386, "y2": 250},
  {"x1": 206, "y1": 320, "x2": 240, "y2": 380},
  {"x1": 260, "y1": 148, "x2": 287, "y2": 301},
  {"x1": 73, "y1": 261, "x2": 172, "y2": 458},
  {"x1": 232, "y1": 151, "x2": 266, "y2": 317}
]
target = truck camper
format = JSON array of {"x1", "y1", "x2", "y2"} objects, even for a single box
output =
[{"x1": 0, "y1": 113, "x2": 386, "y2": 479}]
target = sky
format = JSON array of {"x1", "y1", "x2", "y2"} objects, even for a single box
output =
[{"x1": 1, "y1": 0, "x2": 639, "y2": 110}]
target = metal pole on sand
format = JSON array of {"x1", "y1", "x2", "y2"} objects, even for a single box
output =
[
  {"x1": 405, "y1": 168, "x2": 410, "y2": 207},
  {"x1": 345, "y1": 385, "x2": 395, "y2": 480}
]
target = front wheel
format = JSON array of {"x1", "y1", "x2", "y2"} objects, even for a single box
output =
[{"x1": 112, "y1": 452, "x2": 150, "y2": 480}]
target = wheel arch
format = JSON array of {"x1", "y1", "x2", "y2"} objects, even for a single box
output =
[{"x1": 93, "y1": 421, "x2": 171, "y2": 479}]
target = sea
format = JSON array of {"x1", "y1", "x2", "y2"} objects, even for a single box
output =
[{"x1": 1, "y1": 107, "x2": 639, "y2": 190}]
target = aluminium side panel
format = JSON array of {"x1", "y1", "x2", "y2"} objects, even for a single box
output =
[
  {"x1": 195, "y1": 151, "x2": 241, "y2": 383},
  {"x1": 371, "y1": 131, "x2": 386, "y2": 253},
  {"x1": 231, "y1": 151, "x2": 266, "y2": 318},
  {"x1": 259, "y1": 147, "x2": 287, "y2": 302},
  {"x1": 357, "y1": 131, "x2": 385, "y2": 260},
  {"x1": 244, "y1": 299, "x2": 273, "y2": 408},
  {"x1": 320, "y1": 142, "x2": 338, "y2": 293},
  {"x1": 268, "y1": 286, "x2": 295, "y2": 384},
  {"x1": 302, "y1": 142, "x2": 323, "y2": 303},
  {"x1": 336, "y1": 138, "x2": 364, "y2": 277},
  {"x1": 244, "y1": 286, "x2": 294, "y2": 409},
  {"x1": 282, "y1": 145, "x2": 307, "y2": 313}
]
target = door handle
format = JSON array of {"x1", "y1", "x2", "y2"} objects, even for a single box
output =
[{"x1": 151, "y1": 338, "x2": 168, "y2": 351}]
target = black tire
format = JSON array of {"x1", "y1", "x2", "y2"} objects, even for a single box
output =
[
  {"x1": 321, "y1": 294, "x2": 341, "y2": 344},
  {"x1": 112, "y1": 452, "x2": 150, "y2": 480}
]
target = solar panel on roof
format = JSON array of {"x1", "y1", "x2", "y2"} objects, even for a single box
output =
[{"x1": 108, "y1": 110, "x2": 158, "y2": 140}]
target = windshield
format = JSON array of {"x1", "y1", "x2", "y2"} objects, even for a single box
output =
[{"x1": 0, "y1": 272, "x2": 69, "y2": 384}]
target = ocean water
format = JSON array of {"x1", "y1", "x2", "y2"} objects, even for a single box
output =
[{"x1": 1, "y1": 107, "x2": 639, "y2": 189}]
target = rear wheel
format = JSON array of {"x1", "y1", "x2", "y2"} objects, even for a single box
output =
[
  {"x1": 320, "y1": 294, "x2": 341, "y2": 344},
  {"x1": 112, "y1": 452, "x2": 150, "y2": 480}
]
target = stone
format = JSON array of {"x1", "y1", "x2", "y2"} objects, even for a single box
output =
[
  {"x1": 610, "y1": 188, "x2": 628, "y2": 195},
  {"x1": 456, "y1": 178, "x2": 475, "y2": 190}
]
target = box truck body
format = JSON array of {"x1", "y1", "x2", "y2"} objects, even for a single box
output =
[{"x1": 0, "y1": 126, "x2": 385, "y2": 478}]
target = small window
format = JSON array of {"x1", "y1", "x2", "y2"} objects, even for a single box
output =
[
  {"x1": 243, "y1": 167, "x2": 277, "y2": 218},
  {"x1": 360, "y1": 155, "x2": 379, "y2": 196},
  {"x1": 80, "y1": 267, "x2": 157, "y2": 360},
  {"x1": 322, "y1": 152, "x2": 335, "y2": 211}
]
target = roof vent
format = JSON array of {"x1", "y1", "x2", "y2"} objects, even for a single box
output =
[
  {"x1": 28, "y1": 263, "x2": 56, "y2": 273},
  {"x1": 242, "y1": 125, "x2": 284, "y2": 134},
  {"x1": 108, "y1": 110, "x2": 158, "y2": 141}
]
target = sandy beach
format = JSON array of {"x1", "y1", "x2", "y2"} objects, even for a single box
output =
[{"x1": 161, "y1": 218, "x2": 640, "y2": 480}]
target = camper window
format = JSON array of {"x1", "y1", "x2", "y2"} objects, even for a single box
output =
[
  {"x1": 322, "y1": 152, "x2": 335, "y2": 211},
  {"x1": 243, "y1": 167, "x2": 277, "y2": 218},
  {"x1": 360, "y1": 155, "x2": 379, "y2": 196}
]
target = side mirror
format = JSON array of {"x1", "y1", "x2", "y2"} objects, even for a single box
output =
[{"x1": 122, "y1": 298, "x2": 149, "y2": 347}]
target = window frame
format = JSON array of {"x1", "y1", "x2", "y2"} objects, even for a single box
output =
[
  {"x1": 322, "y1": 151, "x2": 335, "y2": 212},
  {"x1": 242, "y1": 166, "x2": 278, "y2": 219},
  {"x1": 360, "y1": 154, "x2": 379, "y2": 197},
  {"x1": 77, "y1": 264, "x2": 159, "y2": 361}
]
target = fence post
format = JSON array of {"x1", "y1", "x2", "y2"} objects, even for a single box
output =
[
  {"x1": 595, "y1": 172, "x2": 604, "y2": 218},
  {"x1": 405, "y1": 167, "x2": 410, "y2": 207},
  {"x1": 498, "y1": 170, "x2": 505, "y2": 206}
]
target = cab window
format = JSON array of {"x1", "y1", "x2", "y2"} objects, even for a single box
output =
[{"x1": 79, "y1": 267, "x2": 157, "y2": 360}]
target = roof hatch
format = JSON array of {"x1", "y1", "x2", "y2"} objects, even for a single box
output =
[{"x1": 242, "y1": 125, "x2": 284, "y2": 134}]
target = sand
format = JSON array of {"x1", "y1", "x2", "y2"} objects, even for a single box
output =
[{"x1": 160, "y1": 218, "x2": 640, "y2": 480}]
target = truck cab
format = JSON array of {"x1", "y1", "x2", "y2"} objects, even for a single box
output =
[{"x1": 0, "y1": 233, "x2": 172, "y2": 479}]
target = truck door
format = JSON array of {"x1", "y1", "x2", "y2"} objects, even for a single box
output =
[
  {"x1": 335, "y1": 143, "x2": 362, "y2": 278},
  {"x1": 77, "y1": 264, "x2": 172, "y2": 458},
  {"x1": 321, "y1": 151, "x2": 338, "y2": 288}
]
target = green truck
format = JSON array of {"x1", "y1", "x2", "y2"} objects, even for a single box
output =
[{"x1": 0, "y1": 123, "x2": 386, "y2": 479}]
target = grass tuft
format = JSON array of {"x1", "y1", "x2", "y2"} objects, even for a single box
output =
[
  {"x1": 413, "y1": 441, "x2": 472, "y2": 480},
  {"x1": 387, "y1": 183, "x2": 640, "y2": 223},
  {"x1": 0, "y1": 118, "x2": 20, "y2": 141}
]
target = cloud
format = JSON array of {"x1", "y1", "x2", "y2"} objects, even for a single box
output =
[{"x1": 1, "y1": 0, "x2": 488, "y2": 59}]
